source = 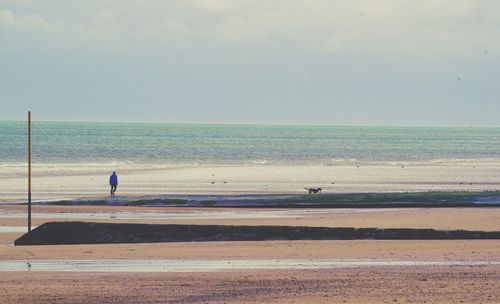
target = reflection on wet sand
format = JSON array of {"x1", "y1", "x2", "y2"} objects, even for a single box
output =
[
  {"x1": 0, "y1": 208, "x2": 401, "y2": 220},
  {"x1": 0, "y1": 226, "x2": 34, "y2": 233},
  {"x1": 2, "y1": 259, "x2": 499, "y2": 272}
]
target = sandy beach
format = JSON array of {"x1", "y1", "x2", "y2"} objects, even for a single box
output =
[
  {"x1": 3, "y1": 0, "x2": 500, "y2": 301},
  {"x1": 2, "y1": 160, "x2": 500, "y2": 203},
  {"x1": 1, "y1": 203, "x2": 499, "y2": 303},
  {"x1": 1, "y1": 161, "x2": 500, "y2": 303},
  {"x1": 2, "y1": 265, "x2": 500, "y2": 303},
  {"x1": 1, "y1": 150, "x2": 499, "y2": 304},
  {"x1": 1, "y1": 240, "x2": 499, "y2": 303}
]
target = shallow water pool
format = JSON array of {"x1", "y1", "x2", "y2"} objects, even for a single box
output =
[{"x1": 0, "y1": 259, "x2": 497, "y2": 272}]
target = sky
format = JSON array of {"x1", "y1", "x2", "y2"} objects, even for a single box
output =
[{"x1": 1, "y1": 0, "x2": 499, "y2": 126}]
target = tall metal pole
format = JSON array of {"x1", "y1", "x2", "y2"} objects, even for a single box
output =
[{"x1": 28, "y1": 111, "x2": 32, "y2": 232}]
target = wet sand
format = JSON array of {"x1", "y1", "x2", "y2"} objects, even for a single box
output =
[
  {"x1": 2, "y1": 239, "x2": 499, "y2": 261},
  {"x1": 1, "y1": 240, "x2": 500, "y2": 303},
  {"x1": 2, "y1": 205, "x2": 500, "y2": 231},
  {"x1": 1, "y1": 205, "x2": 499, "y2": 303},
  {"x1": 2, "y1": 267, "x2": 499, "y2": 303}
]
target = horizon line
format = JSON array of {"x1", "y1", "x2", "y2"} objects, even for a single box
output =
[{"x1": 0, "y1": 119, "x2": 497, "y2": 129}]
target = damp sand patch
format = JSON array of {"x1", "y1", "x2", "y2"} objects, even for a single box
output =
[{"x1": 14, "y1": 222, "x2": 500, "y2": 246}]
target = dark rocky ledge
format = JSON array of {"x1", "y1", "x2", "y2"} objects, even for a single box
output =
[{"x1": 14, "y1": 222, "x2": 500, "y2": 246}]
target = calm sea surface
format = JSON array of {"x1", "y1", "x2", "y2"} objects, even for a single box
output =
[{"x1": 1, "y1": 121, "x2": 499, "y2": 165}]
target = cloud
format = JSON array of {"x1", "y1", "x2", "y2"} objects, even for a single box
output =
[
  {"x1": 1, "y1": 0, "x2": 499, "y2": 57},
  {"x1": 0, "y1": 8, "x2": 53, "y2": 29},
  {"x1": 190, "y1": 0, "x2": 236, "y2": 12},
  {"x1": 197, "y1": 0, "x2": 500, "y2": 56},
  {"x1": 1, "y1": 1, "x2": 499, "y2": 124}
]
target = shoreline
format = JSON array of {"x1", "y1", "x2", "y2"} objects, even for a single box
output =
[{"x1": 2, "y1": 161, "x2": 500, "y2": 203}]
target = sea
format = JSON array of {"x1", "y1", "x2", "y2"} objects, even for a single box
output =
[{"x1": 1, "y1": 121, "x2": 500, "y2": 166}]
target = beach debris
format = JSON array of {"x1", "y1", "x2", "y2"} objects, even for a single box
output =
[{"x1": 211, "y1": 181, "x2": 215, "y2": 184}]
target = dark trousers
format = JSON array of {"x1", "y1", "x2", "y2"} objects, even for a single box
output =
[{"x1": 110, "y1": 184, "x2": 117, "y2": 196}]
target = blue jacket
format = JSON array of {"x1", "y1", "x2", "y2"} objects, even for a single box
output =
[{"x1": 109, "y1": 174, "x2": 118, "y2": 185}]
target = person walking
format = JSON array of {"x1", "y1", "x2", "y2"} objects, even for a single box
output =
[{"x1": 109, "y1": 171, "x2": 118, "y2": 196}]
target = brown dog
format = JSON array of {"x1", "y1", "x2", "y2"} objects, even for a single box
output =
[{"x1": 305, "y1": 188, "x2": 322, "y2": 194}]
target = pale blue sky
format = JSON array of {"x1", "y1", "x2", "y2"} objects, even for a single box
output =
[{"x1": 1, "y1": 0, "x2": 499, "y2": 126}]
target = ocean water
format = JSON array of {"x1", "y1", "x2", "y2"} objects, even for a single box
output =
[{"x1": 1, "y1": 121, "x2": 500, "y2": 165}]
